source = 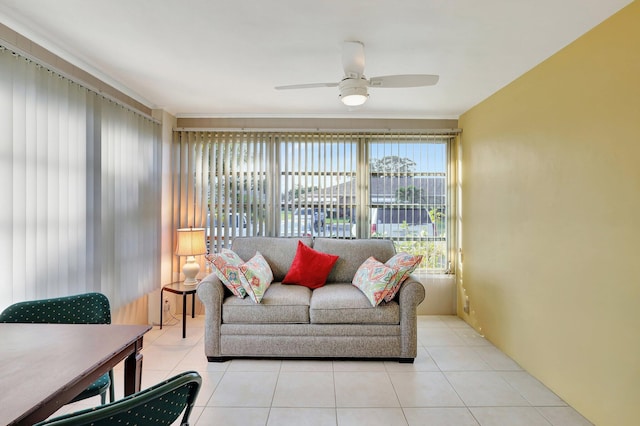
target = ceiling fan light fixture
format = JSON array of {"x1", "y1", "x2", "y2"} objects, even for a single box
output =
[
  {"x1": 339, "y1": 79, "x2": 369, "y2": 106},
  {"x1": 341, "y1": 91, "x2": 368, "y2": 106}
]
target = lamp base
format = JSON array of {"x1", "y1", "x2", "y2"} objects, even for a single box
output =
[{"x1": 182, "y1": 256, "x2": 200, "y2": 286}]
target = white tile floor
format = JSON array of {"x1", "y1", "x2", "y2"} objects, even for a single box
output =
[{"x1": 51, "y1": 315, "x2": 594, "y2": 426}]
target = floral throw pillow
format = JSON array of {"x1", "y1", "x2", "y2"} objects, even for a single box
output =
[
  {"x1": 210, "y1": 249, "x2": 247, "y2": 298},
  {"x1": 383, "y1": 252, "x2": 423, "y2": 302},
  {"x1": 352, "y1": 256, "x2": 397, "y2": 307},
  {"x1": 239, "y1": 251, "x2": 273, "y2": 304}
]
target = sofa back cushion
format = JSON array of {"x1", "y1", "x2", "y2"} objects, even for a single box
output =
[
  {"x1": 312, "y1": 238, "x2": 396, "y2": 284},
  {"x1": 231, "y1": 237, "x2": 312, "y2": 282}
]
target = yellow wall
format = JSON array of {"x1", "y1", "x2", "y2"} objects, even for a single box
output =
[{"x1": 458, "y1": 2, "x2": 640, "y2": 425}]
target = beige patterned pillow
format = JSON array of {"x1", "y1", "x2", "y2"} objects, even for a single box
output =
[
  {"x1": 238, "y1": 251, "x2": 274, "y2": 303},
  {"x1": 383, "y1": 253, "x2": 423, "y2": 302},
  {"x1": 352, "y1": 257, "x2": 397, "y2": 307},
  {"x1": 210, "y1": 249, "x2": 247, "y2": 298}
]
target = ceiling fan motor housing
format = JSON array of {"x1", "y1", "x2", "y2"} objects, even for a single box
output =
[{"x1": 339, "y1": 78, "x2": 369, "y2": 105}]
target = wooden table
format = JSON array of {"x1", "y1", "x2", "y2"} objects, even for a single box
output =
[
  {"x1": 160, "y1": 281, "x2": 197, "y2": 338},
  {"x1": 0, "y1": 323, "x2": 152, "y2": 425}
]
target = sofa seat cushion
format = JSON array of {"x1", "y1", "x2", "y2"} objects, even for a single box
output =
[
  {"x1": 222, "y1": 282, "x2": 312, "y2": 324},
  {"x1": 309, "y1": 284, "x2": 399, "y2": 325}
]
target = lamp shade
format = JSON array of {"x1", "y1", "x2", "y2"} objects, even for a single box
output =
[{"x1": 175, "y1": 228, "x2": 207, "y2": 256}]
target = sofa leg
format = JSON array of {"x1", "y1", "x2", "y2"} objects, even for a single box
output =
[
  {"x1": 399, "y1": 358, "x2": 415, "y2": 364},
  {"x1": 207, "y1": 356, "x2": 231, "y2": 363}
]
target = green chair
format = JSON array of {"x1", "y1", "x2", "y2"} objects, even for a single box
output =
[
  {"x1": 34, "y1": 371, "x2": 202, "y2": 426},
  {"x1": 0, "y1": 292, "x2": 115, "y2": 404}
]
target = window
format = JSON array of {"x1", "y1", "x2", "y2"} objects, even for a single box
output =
[
  {"x1": 278, "y1": 134, "x2": 356, "y2": 240},
  {"x1": 174, "y1": 131, "x2": 454, "y2": 272},
  {"x1": 367, "y1": 139, "x2": 448, "y2": 270}
]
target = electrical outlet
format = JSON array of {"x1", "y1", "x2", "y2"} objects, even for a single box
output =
[{"x1": 163, "y1": 298, "x2": 171, "y2": 313}]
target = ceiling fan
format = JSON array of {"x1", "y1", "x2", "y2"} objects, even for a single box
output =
[{"x1": 275, "y1": 41, "x2": 439, "y2": 107}]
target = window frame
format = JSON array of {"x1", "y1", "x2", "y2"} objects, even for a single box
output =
[{"x1": 175, "y1": 131, "x2": 457, "y2": 274}]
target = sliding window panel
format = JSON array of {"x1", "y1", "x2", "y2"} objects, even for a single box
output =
[
  {"x1": 278, "y1": 133, "x2": 357, "y2": 239},
  {"x1": 175, "y1": 132, "x2": 272, "y2": 254},
  {"x1": 369, "y1": 135, "x2": 450, "y2": 271}
]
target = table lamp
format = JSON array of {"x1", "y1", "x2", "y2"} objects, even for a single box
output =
[{"x1": 175, "y1": 228, "x2": 207, "y2": 285}]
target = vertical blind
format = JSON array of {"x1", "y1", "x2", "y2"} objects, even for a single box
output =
[
  {"x1": 173, "y1": 132, "x2": 358, "y2": 252},
  {"x1": 0, "y1": 47, "x2": 161, "y2": 311},
  {"x1": 172, "y1": 132, "x2": 274, "y2": 257},
  {"x1": 174, "y1": 130, "x2": 453, "y2": 272},
  {"x1": 278, "y1": 133, "x2": 357, "y2": 239}
]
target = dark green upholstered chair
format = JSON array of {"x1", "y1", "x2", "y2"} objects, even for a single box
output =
[
  {"x1": 0, "y1": 292, "x2": 115, "y2": 404},
  {"x1": 34, "y1": 371, "x2": 202, "y2": 426}
]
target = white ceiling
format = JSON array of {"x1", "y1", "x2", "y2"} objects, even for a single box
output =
[{"x1": 0, "y1": 0, "x2": 631, "y2": 119}]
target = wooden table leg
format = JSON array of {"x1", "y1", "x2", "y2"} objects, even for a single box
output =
[{"x1": 123, "y1": 337, "x2": 144, "y2": 395}]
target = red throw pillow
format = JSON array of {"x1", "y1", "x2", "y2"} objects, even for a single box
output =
[{"x1": 282, "y1": 241, "x2": 339, "y2": 289}]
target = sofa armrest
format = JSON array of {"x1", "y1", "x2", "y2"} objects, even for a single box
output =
[
  {"x1": 397, "y1": 275, "x2": 426, "y2": 359},
  {"x1": 196, "y1": 272, "x2": 226, "y2": 359}
]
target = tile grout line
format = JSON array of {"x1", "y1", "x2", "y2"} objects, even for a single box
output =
[
  {"x1": 384, "y1": 361, "x2": 411, "y2": 426},
  {"x1": 138, "y1": 315, "x2": 591, "y2": 426},
  {"x1": 264, "y1": 360, "x2": 284, "y2": 426}
]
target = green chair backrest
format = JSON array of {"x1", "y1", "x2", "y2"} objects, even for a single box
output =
[
  {"x1": 34, "y1": 371, "x2": 202, "y2": 426},
  {"x1": 0, "y1": 292, "x2": 111, "y2": 324}
]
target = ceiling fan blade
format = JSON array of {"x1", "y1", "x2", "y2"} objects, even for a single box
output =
[
  {"x1": 368, "y1": 74, "x2": 439, "y2": 88},
  {"x1": 342, "y1": 41, "x2": 365, "y2": 78},
  {"x1": 275, "y1": 82, "x2": 339, "y2": 90}
]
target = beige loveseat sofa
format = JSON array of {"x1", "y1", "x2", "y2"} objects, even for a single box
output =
[{"x1": 196, "y1": 237, "x2": 425, "y2": 363}]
